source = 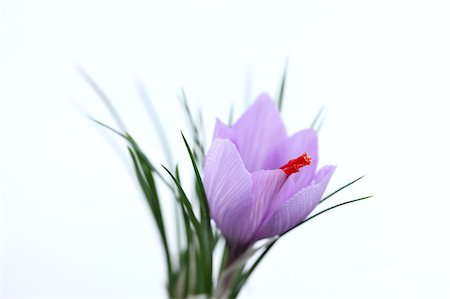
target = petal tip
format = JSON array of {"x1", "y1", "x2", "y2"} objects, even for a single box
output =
[
  {"x1": 213, "y1": 118, "x2": 233, "y2": 140},
  {"x1": 250, "y1": 92, "x2": 277, "y2": 109}
]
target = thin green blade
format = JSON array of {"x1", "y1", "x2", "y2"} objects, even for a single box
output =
[
  {"x1": 277, "y1": 61, "x2": 288, "y2": 111},
  {"x1": 320, "y1": 175, "x2": 366, "y2": 204}
]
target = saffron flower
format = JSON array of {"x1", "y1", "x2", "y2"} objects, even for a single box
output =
[
  {"x1": 203, "y1": 93, "x2": 336, "y2": 253},
  {"x1": 89, "y1": 68, "x2": 370, "y2": 298}
]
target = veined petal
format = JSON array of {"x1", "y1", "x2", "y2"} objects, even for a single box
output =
[
  {"x1": 203, "y1": 138, "x2": 253, "y2": 243},
  {"x1": 255, "y1": 165, "x2": 336, "y2": 239},
  {"x1": 213, "y1": 118, "x2": 233, "y2": 140},
  {"x1": 231, "y1": 93, "x2": 287, "y2": 172},
  {"x1": 248, "y1": 169, "x2": 287, "y2": 234},
  {"x1": 264, "y1": 129, "x2": 318, "y2": 189}
]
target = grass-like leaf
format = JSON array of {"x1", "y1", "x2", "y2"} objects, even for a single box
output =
[
  {"x1": 91, "y1": 119, "x2": 176, "y2": 193},
  {"x1": 161, "y1": 165, "x2": 202, "y2": 234},
  {"x1": 228, "y1": 239, "x2": 278, "y2": 299},
  {"x1": 284, "y1": 195, "x2": 373, "y2": 236},
  {"x1": 137, "y1": 84, "x2": 183, "y2": 271},
  {"x1": 136, "y1": 83, "x2": 174, "y2": 169},
  {"x1": 90, "y1": 118, "x2": 127, "y2": 139},
  {"x1": 310, "y1": 106, "x2": 324, "y2": 131},
  {"x1": 78, "y1": 67, "x2": 127, "y2": 132},
  {"x1": 218, "y1": 244, "x2": 229, "y2": 279},
  {"x1": 277, "y1": 62, "x2": 288, "y2": 111},
  {"x1": 172, "y1": 165, "x2": 193, "y2": 298},
  {"x1": 215, "y1": 244, "x2": 260, "y2": 299},
  {"x1": 180, "y1": 89, "x2": 205, "y2": 164},
  {"x1": 181, "y1": 132, "x2": 211, "y2": 235},
  {"x1": 181, "y1": 131, "x2": 213, "y2": 294},
  {"x1": 127, "y1": 147, "x2": 174, "y2": 296},
  {"x1": 320, "y1": 175, "x2": 366, "y2": 204},
  {"x1": 229, "y1": 195, "x2": 372, "y2": 298},
  {"x1": 228, "y1": 103, "x2": 234, "y2": 126},
  {"x1": 90, "y1": 118, "x2": 176, "y2": 296}
]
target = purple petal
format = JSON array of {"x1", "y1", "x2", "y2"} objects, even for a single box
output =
[
  {"x1": 230, "y1": 93, "x2": 287, "y2": 172},
  {"x1": 255, "y1": 165, "x2": 336, "y2": 239},
  {"x1": 212, "y1": 118, "x2": 233, "y2": 140},
  {"x1": 255, "y1": 173, "x2": 297, "y2": 227},
  {"x1": 264, "y1": 129, "x2": 318, "y2": 190},
  {"x1": 247, "y1": 169, "x2": 287, "y2": 234},
  {"x1": 203, "y1": 138, "x2": 253, "y2": 244}
]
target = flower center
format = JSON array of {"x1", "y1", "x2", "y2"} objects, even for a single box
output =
[{"x1": 279, "y1": 153, "x2": 312, "y2": 176}]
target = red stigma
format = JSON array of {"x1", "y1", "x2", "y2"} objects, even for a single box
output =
[{"x1": 280, "y1": 153, "x2": 312, "y2": 176}]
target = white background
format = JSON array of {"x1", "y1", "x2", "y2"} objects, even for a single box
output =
[{"x1": 1, "y1": 1, "x2": 449, "y2": 298}]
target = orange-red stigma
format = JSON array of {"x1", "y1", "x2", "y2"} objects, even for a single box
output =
[{"x1": 279, "y1": 152, "x2": 312, "y2": 176}]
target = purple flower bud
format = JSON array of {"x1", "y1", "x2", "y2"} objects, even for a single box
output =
[{"x1": 203, "y1": 93, "x2": 335, "y2": 248}]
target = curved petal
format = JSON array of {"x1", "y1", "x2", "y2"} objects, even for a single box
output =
[
  {"x1": 255, "y1": 165, "x2": 336, "y2": 239},
  {"x1": 212, "y1": 118, "x2": 233, "y2": 140},
  {"x1": 203, "y1": 138, "x2": 253, "y2": 243},
  {"x1": 255, "y1": 173, "x2": 297, "y2": 227},
  {"x1": 230, "y1": 93, "x2": 287, "y2": 172},
  {"x1": 264, "y1": 129, "x2": 318, "y2": 190},
  {"x1": 248, "y1": 169, "x2": 287, "y2": 234}
]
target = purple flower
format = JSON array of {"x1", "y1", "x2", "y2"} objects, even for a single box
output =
[{"x1": 203, "y1": 93, "x2": 335, "y2": 249}]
